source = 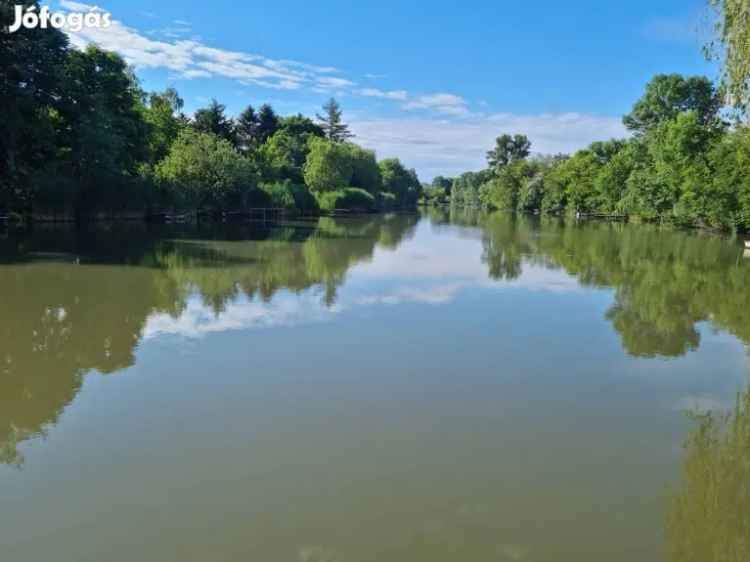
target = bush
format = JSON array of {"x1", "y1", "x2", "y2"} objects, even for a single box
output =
[
  {"x1": 155, "y1": 129, "x2": 257, "y2": 211},
  {"x1": 316, "y1": 188, "x2": 375, "y2": 212},
  {"x1": 261, "y1": 181, "x2": 319, "y2": 212}
]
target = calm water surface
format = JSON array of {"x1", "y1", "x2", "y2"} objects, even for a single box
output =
[{"x1": 1, "y1": 209, "x2": 749, "y2": 562}]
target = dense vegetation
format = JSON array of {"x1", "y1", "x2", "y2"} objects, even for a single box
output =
[
  {"x1": 422, "y1": 73, "x2": 750, "y2": 231},
  {"x1": 0, "y1": 5, "x2": 421, "y2": 220},
  {"x1": 420, "y1": 1, "x2": 750, "y2": 232}
]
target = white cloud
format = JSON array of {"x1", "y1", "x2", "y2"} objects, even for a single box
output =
[
  {"x1": 351, "y1": 113, "x2": 629, "y2": 181},
  {"x1": 403, "y1": 93, "x2": 470, "y2": 116},
  {"x1": 317, "y1": 76, "x2": 355, "y2": 88},
  {"x1": 358, "y1": 88, "x2": 408, "y2": 101},
  {"x1": 60, "y1": 4, "x2": 326, "y2": 91},
  {"x1": 59, "y1": 3, "x2": 473, "y2": 119}
]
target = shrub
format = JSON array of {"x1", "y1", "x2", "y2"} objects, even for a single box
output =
[
  {"x1": 316, "y1": 188, "x2": 375, "y2": 212},
  {"x1": 261, "y1": 181, "x2": 320, "y2": 212}
]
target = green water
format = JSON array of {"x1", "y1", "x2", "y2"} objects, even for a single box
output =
[{"x1": 1, "y1": 210, "x2": 749, "y2": 562}]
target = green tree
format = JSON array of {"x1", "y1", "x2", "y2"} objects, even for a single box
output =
[
  {"x1": 486, "y1": 134, "x2": 531, "y2": 171},
  {"x1": 347, "y1": 144, "x2": 381, "y2": 193},
  {"x1": 0, "y1": 2, "x2": 68, "y2": 209},
  {"x1": 193, "y1": 99, "x2": 236, "y2": 145},
  {"x1": 379, "y1": 158, "x2": 422, "y2": 205},
  {"x1": 256, "y1": 104, "x2": 280, "y2": 144},
  {"x1": 56, "y1": 45, "x2": 151, "y2": 214},
  {"x1": 143, "y1": 88, "x2": 185, "y2": 165},
  {"x1": 235, "y1": 105, "x2": 259, "y2": 152},
  {"x1": 303, "y1": 137, "x2": 354, "y2": 193},
  {"x1": 706, "y1": 0, "x2": 750, "y2": 112},
  {"x1": 279, "y1": 114, "x2": 325, "y2": 138},
  {"x1": 260, "y1": 130, "x2": 310, "y2": 184},
  {"x1": 622, "y1": 74, "x2": 721, "y2": 134},
  {"x1": 316, "y1": 98, "x2": 353, "y2": 142},
  {"x1": 155, "y1": 128, "x2": 257, "y2": 211}
]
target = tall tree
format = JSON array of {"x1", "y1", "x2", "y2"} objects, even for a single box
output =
[
  {"x1": 0, "y1": 0, "x2": 69, "y2": 209},
  {"x1": 279, "y1": 114, "x2": 324, "y2": 138},
  {"x1": 316, "y1": 98, "x2": 353, "y2": 142},
  {"x1": 144, "y1": 88, "x2": 185, "y2": 164},
  {"x1": 487, "y1": 134, "x2": 531, "y2": 171},
  {"x1": 235, "y1": 104, "x2": 259, "y2": 151},
  {"x1": 622, "y1": 74, "x2": 721, "y2": 133},
  {"x1": 706, "y1": 0, "x2": 750, "y2": 112},
  {"x1": 256, "y1": 104, "x2": 280, "y2": 144},
  {"x1": 192, "y1": 99, "x2": 236, "y2": 145}
]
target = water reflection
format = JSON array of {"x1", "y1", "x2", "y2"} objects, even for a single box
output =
[
  {"x1": 667, "y1": 387, "x2": 750, "y2": 562},
  {"x1": 2, "y1": 211, "x2": 750, "y2": 561},
  {"x1": 2, "y1": 211, "x2": 750, "y2": 467},
  {"x1": 0, "y1": 215, "x2": 419, "y2": 465}
]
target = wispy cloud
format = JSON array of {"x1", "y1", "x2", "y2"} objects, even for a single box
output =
[
  {"x1": 60, "y1": 2, "x2": 342, "y2": 90},
  {"x1": 59, "y1": 2, "x2": 469, "y2": 116},
  {"x1": 358, "y1": 88, "x2": 409, "y2": 101},
  {"x1": 403, "y1": 93, "x2": 470, "y2": 116}
]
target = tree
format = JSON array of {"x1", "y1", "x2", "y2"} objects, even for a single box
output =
[
  {"x1": 193, "y1": 99, "x2": 236, "y2": 145},
  {"x1": 486, "y1": 134, "x2": 531, "y2": 171},
  {"x1": 235, "y1": 105, "x2": 259, "y2": 152},
  {"x1": 432, "y1": 176, "x2": 453, "y2": 196},
  {"x1": 155, "y1": 128, "x2": 257, "y2": 211},
  {"x1": 347, "y1": 144, "x2": 381, "y2": 193},
  {"x1": 379, "y1": 158, "x2": 422, "y2": 205},
  {"x1": 622, "y1": 74, "x2": 721, "y2": 134},
  {"x1": 279, "y1": 114, "x2": 325, "y2": 138},
  {"x1": 303, "y1": 137, "x2": 354, "y2": 192},
  {"x1": 55, "y1": 45, "x2": 151, "y2": 213},
  {"x1": 260, "y1": 130, "x2": 310, "y2": 184},
  {"x1": 256, "y1": 104, "x2": 280, "y2": 144},
  {"x1": 144, "y1": 88, "x2": 185, "y2": 165},
  {"x1": 706, "y1": 0, "x2": 750, "y2": 112},
  {"x1": 316, "y1": 98, "x2": 353, "y2": 142},
  {"x1": 0, "y1": 1, "x2": 69, "y2": 209}
]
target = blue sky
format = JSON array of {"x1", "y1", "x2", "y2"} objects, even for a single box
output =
[{"x1": 56, "y1": 0, "x2": 716, "y2": 179}]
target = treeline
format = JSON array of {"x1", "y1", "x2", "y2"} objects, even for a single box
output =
[
  {"x1": 0, "y1": 5, "x2": 421, "y2": 220},
  {"x1": 424, "y1": 73, "x2": 750, "y2": 231}
]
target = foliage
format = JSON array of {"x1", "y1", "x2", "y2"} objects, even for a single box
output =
[
  {"x1": 706, "y1": 0, "x2": 750, "y2": 112},
  {"x1": 316, "y1": 98, "x2": 353, "y2": 142},
  {"x1": 155, "y1": 129, "x2": 257, "y2": 211},
  {"x1": 192, "y1": 99, "x2": 236, "y2": 145},
  {"x1": 445, "y1": 71, "x2": 750, "y2": 230},
  {"x1": 379, "y1": 158, "x2": 422, "y2": 205},
  {"x1": 261, "y1": 180, "x2": 320, "y2": 212},
  {"x1": 486, "y1": 134, "x2": 531, "y2": 171},
  {"x1": 622, "y1": 74, "x2": 721, "y2": 134},
  {"x1": 316, "y1": 188, "x2": 375, "y2": 212},
  {"x1": 303, "y1": 137, "x2": 355, "y2": 193},
  {"x1": 347, "y1": 144, "x2": 381, "y2": 193}
]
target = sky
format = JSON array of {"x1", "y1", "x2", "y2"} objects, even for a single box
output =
[{"x1": 53, "y1": 0, "x2": 717, "y2": 180}]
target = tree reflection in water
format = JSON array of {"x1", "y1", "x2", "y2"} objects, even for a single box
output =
[
  {"x1": 667, "y1": 387, "x2": 750, "y2": 562},
  {"x1": 0, "y1": 214, "x2": 419, "y2": 466}
]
